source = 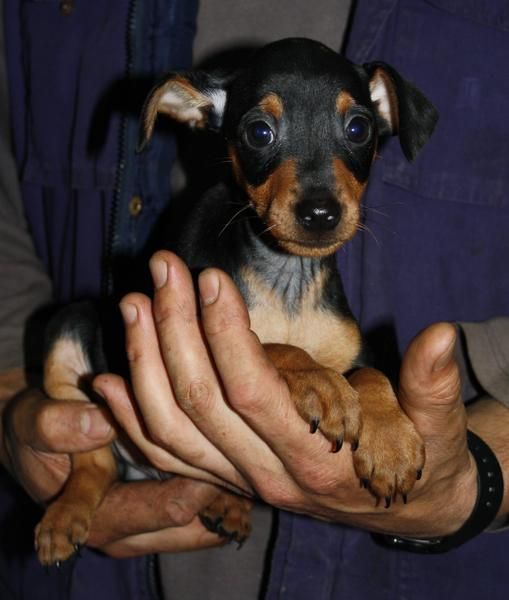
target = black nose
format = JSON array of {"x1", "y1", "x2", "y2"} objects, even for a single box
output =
[{"x1": 296, "y1": 193, "x2": 341, "y2": 232}]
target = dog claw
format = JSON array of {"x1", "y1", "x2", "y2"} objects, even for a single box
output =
[
  {"x1": 402, "y1": 493, "x2": 408, "y2": 505},
  {"x1": 416, "y1": 469, "x2": 423, "y2": 481},
  {"x1": 310, "y1": 418, "x2": 320, "y2": 434},
  {"x1": 236, "y1": 537, "x2": 247, "y2": 550},
  {"x1": 360, "y1": 478, "x2": 369, "y2": 489},
  {"x1": 351, "y1": 439, "x2": 359, "y2": 452},
  {"x1": 332, "y1": 437, "x2": 343, "y2": 453},
  {"x1": 384, "y1": 496, "x2": 392, "y2": 509}
]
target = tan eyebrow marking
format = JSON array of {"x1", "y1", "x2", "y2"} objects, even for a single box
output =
[
  {"x1": 258, "y1": 93, "x2": 284, "y2": 120},
  {"x1": 336, "y1": 90, "x2": 355, "y2": 114}
]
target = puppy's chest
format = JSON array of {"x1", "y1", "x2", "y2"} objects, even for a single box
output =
[{"x1": 238, "y1": 265, "x2": 361, "y2": 374}]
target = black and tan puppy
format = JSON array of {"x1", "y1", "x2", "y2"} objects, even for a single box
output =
[{"x1": 36, "y1": 38, "x2": 438, "y2": 565}]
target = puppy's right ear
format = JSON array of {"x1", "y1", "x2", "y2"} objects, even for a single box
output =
[{"x1": 138, "y1": 71, "x2": 231, "y2": 151}]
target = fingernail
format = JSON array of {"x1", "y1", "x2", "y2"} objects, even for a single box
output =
[
  {"x1": 80, "y1": 407, "x2": 112, "y2": 439},
  {"x1": 150, "y1": 258, "x2": 168, "y2": 290},
  {"x1": 119, "y1": 302, "x2": 138, "y2": 325},
  {"x1": 199, "y1": 270, "x2": 220, "y2": 306},
  {"x1": 432, "y1": 331, "x2": 456, "y2": 372}
]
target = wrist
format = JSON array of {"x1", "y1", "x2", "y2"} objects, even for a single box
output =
[
  {"x1": 437, "y1": 444, "x2": 478, "y2": 536},
  {"x1": 375, "y1": 431, "x2": 504, "y2": 553}
]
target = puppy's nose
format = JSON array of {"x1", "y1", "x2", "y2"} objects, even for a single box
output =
[{"x1": 296, "y1": 193, "x2": 341, "y2": 231}]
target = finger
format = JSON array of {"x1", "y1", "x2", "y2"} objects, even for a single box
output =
[
  {"x1": 107, "y1": 290, "x2": 247, "y2": 489},
  {"x1": 100, "y1": 519, "x2": 225, "y2": 558},
  {"x1": 399, "y1": 322, "x2": 466, "y2": 438},
  {"x1": 88, "y1": 477, "x2": 221, "y2": 547},
  {"x1": 9, "y1": 388, "x2": 114, "y2": 453},
  {"x1": 94, "y1": 373, "x2": 247, "y2": 490},
  {"x1": 197, "y1": 266, "x2": 354, "y2": 492},
  {"x1": 149, "y1": 252, "x2": 285, "y2": 483}
]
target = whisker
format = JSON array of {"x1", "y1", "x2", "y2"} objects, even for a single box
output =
[
  {"x1": 217, "y1": 204, "x2": 251, "y2": 238},
  {"x1": 363, "y1": 205, "x2": 389, "y2": 218},
  {"x1": 357, "y1": 222, "x2": 380, "y2": 247},
  {"x1": 256, "y1": 222, "x2": 278, "y2": 237}
]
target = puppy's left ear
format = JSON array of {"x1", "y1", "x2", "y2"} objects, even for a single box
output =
[
  {"x1": 138, "y1": 71, "x2": 233, "y2": 152},
  {"x1": 364, "y1": 62, "x2": 439, "y2": 162}
]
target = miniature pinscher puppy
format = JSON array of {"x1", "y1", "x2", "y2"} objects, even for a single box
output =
[{"x1": 36, "y1": 38, "x2": 438, "y2": 565}]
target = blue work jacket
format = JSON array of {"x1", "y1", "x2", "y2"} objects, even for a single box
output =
[
  {"x1": 2, "y1": 0, "x2": 509, "y2": 599},
  {"x1": 269, "y1": 1, "x2": 509, "y2": 599}
]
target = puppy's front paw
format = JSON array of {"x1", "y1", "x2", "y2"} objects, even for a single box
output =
[
  {"x1": 353, "y1": 408, "x2": 424, "y2": 505},
  {"x1": 200, "y1": 492, "x2": 253, "y2": 547},
  {"x1": 350, "y1": 369, "x2": 425, "y2": 504},
  {"x1": 281, "y1": 367, "x2": 361, "y2": 452},
  {"x1": 35, "y1": 500, "x2": 91, "y2": 566}
]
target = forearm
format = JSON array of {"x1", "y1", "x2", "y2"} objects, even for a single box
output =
[{"x1": 467, "y1": 396, "x2": 509, "y2": 522}]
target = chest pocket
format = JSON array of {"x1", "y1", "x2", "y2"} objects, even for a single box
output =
[{"x1": 379, "y1": 1, "x2": 509, "y2": 208}]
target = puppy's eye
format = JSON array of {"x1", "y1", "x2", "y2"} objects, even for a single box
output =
[
  {"x1": 345, "y1": 116, "x2": 371, "y2": 144},
  {"x1": 245, "y1": 121, "x2": 275, "y2": 148}
]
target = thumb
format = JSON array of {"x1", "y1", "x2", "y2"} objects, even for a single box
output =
[
  {"x1": 14, "y1": 391, "x2": 116, "y2": 453},
  {"x1": 399, "y1": 322, "x2": 466, "y2": 440}
]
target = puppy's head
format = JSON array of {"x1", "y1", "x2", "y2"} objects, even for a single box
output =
[{"x1": 140, "y1": 38, "x2": 438, "y2": 257}]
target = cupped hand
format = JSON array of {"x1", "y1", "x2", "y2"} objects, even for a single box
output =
[
  {"x1": 1, "y1": 384, "x2": 225, "y2": 557},
  {"x1": 96, "y1": 251, "x2": 478, "y2": 538}
]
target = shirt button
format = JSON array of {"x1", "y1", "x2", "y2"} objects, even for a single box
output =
[
  {"x1": 60, "y1": 0, "x2": 75, "y2": 16},
  {"x1": 129, "y1": 195, "x2": 143, "y2": 217}
]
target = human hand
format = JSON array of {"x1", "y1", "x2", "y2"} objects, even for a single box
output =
[
  {"x1": 1, "y1": 386, "x2": 225, "y2": 558},
  {"x1": 97, "y1": 250, "x2": 479, "y2": 539}
]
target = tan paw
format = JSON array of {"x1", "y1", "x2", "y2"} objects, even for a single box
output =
[
  {"x1": 35, "y1": 500, "x2": 92, "y2": 566},
  {"x1": 282, "y1": 367, "x2": 361, "y2": 451},
  {"x1": 353, "y1": 405, "x2": 425, "y2": 505},
  {"x1": 199, "y1": 492, "x2": 253, "y2": 547}
]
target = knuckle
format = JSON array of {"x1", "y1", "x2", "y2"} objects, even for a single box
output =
[
  {"x1": 34, "y1": 404, "x2": 60, "y2": 450},
  {"x1": 153, "y1": 297, "x2": 195, "y2": 329},
  {"x1": 124, "y1": 338, "x2": 144, "y2": 364},
  {"x1": 162, "y1": 497, "x2": 196, "y2": 527},
  {"x1": 148, "y1": 453, "x2": 172, "y2": 472},
  {"x1": 202, "y1": 305, "x2": 248, "y2": 338},
  {"x1": 258, "y1": 480, "x2": 303, "y2": 511},
  {"x1": 175, "y1": 379, "x2": 215, "y2": 415},
  {"x1": 258, "y1": 480, "x2": 290, "y2": 507},
  {"x1": 228, "y1": 376, "x2": 275, "y2": 415},
  {"x1": 148, "y1": 425, "x2": 175, "y2": 450}
]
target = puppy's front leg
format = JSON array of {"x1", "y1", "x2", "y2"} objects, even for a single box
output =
[
  {"x1": 348, "y1": 368, "x2": 425, "y2": 504},
  {"x1": 35, "y1": 333, "x2": 117, "y2": 566},
  {"x1": 264, "y1": 343, "x2": 361, "y2": 451},
  {"x1": 35, "y1": 446, "x2": 117, "y2": 566}
]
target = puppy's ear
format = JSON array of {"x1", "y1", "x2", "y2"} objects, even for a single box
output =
[
  {"x1": 364, "y1": 62, "x2": 438, "y2": 162},
  {"x1": 138, "y1": 71, "x2": 232, "y2": 151}
]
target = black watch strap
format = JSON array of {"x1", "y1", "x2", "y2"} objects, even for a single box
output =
[{"x1": 373, "y1": 430, "x2": 504, "y2": 553}]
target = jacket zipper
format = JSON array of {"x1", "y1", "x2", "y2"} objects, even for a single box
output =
[
  {"x1": 102, "y1": 0, "x2": 139, "y2": 298},
  {"x1": 102, "y1": 1, "x2": 162, "y2": 598}
]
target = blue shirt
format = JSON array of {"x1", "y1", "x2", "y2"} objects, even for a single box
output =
[{"x1": 2, "y1": 1, "x2": 509, "y2": 599}]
